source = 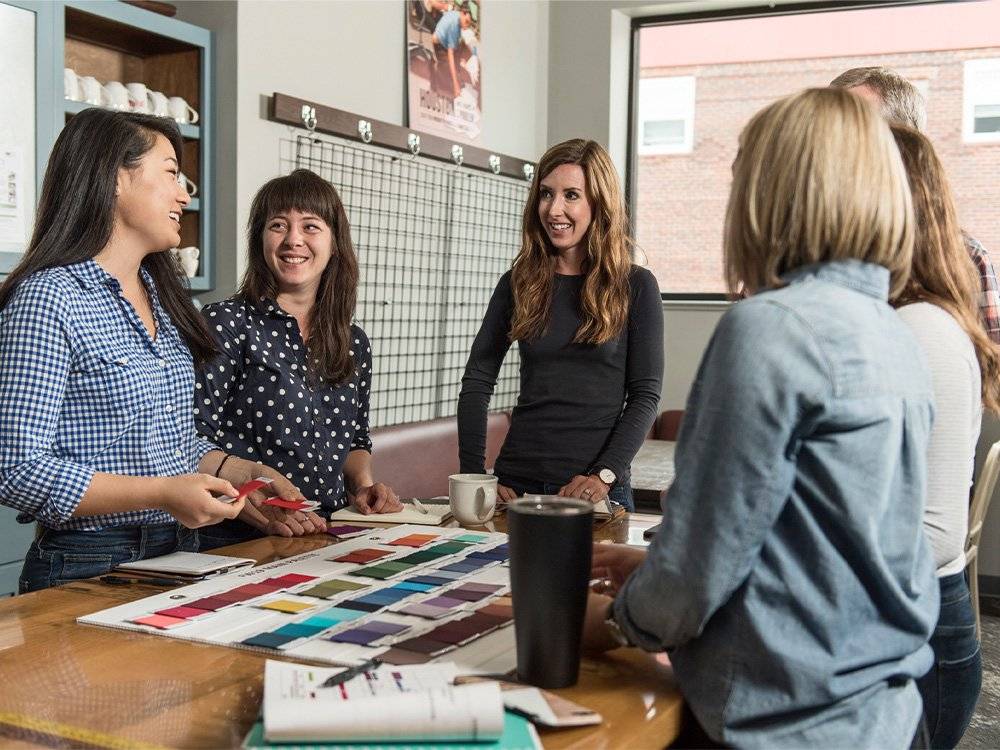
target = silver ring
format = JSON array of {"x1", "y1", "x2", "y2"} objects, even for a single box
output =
[{"x1": 583, "y1": 488, "x2": 593, "y2": 496}]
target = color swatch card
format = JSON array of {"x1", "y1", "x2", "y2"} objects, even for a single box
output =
[{"x1": 78, "y1": 525, "x2": 515, "y2": 672}]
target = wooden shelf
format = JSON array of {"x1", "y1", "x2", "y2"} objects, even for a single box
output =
[
  {"x1": 65, "y1": 5, "x2": 194, "y2": 57},
  {"x1": 63, "y1": 99, "x2": 200, "y2": 139}
]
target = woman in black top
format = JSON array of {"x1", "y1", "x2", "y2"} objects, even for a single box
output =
[
  {"x1": 457, "y1": 140, "x2": 663, "y2": 511},
  {"x1": 194, "y1": 170, "x2": 402, "y2": 549}
]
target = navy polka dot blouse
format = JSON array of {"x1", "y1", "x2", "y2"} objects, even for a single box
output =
[{"x1": 194, "y1": 296, "x2": 373, "y2": 510}]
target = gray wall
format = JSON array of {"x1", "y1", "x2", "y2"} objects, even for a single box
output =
[{"x1": 180, "y1": 0, "x2": 550, "y2": 295}]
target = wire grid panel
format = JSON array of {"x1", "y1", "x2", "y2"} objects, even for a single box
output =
[{"x1": 282, "y1": 134, "x2": 524, "y2": 427}]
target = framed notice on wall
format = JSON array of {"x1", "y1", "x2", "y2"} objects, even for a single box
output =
[{"x1": 406, "y1": 0, "x2": 482, "y2": 145}]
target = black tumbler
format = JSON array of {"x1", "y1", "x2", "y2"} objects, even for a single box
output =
[{"x1": 507, "y1": 495, "x2": 594, "y2": 688}]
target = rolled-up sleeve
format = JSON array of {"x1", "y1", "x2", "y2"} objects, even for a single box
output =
[
  {"x1": 0, "y1": 281, "x2": 94, "y2": 524},
  {"x1": 614, "y1": 299, "x2": 831, "y2": 651}
]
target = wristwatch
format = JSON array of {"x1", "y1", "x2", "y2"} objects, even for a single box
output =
[
  {"x1": 604, "y1": 601, "x2": 631, "y2": 648},
  {"x1": 596, "y1": 467, "x2": 616, "y2": 486}
]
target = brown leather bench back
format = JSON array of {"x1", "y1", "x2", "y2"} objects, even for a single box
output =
[{"x1": 371, "y1": 412, "x2": 511, "y2": 498}]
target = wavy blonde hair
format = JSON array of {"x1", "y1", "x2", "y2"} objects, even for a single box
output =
[
  {"x1": 889, "y1": 125, "x2": 1000, "y2": 413},
  {"x1": 509, "y1": 139, "x2": 632, "y2": 344},
  {"x1": 725, "y1": 87, "x2": 914, "y2": 298}
]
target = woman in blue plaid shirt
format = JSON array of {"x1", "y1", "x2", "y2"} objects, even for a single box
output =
[{"x1": 0, "y1": 110, "x2": 323, "y2": 593}]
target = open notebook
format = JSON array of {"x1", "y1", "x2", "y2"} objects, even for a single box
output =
[{"x1": 328, "y1": 500, "x2": 453, "y2": 526}]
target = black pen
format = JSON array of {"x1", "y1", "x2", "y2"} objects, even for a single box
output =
[
  {"x1": 99, "y1": 575, "x2": 185, "y2": 586},
  {"x1": 320, "y1": 658, "x2": 383, "y2": 687}
]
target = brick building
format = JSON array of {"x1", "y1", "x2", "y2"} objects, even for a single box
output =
[{"x1": 635, "y1": 3, "x2": 1000, "y2": 294}]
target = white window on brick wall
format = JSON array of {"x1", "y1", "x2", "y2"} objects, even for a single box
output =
[
  {"x1": 637, "y1": 75, "x2": 696, "y2": 155},
  {"x1": 963, "y1": 58, "x2": 1000, "y2": 143}
]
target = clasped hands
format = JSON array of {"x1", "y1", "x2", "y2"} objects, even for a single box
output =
[{"x1": 497, "y1": 473, "x2": 611, "y2": 504}]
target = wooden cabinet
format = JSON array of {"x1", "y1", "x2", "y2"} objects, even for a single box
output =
[{"x1": 2, "y1": 0, "x2": 215, "y2": 290}]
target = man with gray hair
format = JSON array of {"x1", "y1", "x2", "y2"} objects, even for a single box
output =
[{"x1": 832, "y1": 66, "x2": 1000, "y2": 344}]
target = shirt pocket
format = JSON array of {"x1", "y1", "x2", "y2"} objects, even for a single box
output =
[{"x1": 61, "y1": 345, "x2": 154, "y2": 456}]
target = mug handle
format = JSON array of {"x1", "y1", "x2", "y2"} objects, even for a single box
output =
[
  {"x1": 186, "y1": 179, "x2": 198, "y2": 198},
  {"x1": 186, "y1": 104, "x2": 199, "y2": 124},
  {"x1": 475, "y1": 485, "x2": 497, "y2": 521},
  {"x1": 100, "y1": 84, "x2": 113, "y2": 107}
]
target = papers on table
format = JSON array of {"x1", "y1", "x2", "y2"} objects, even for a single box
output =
[{"x1": 263, "y1": 660, "x2": 505, "y2": 743}]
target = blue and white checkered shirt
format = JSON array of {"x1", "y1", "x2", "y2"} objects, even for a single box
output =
[{"x1": 0, "y1": 260, "x2": 218, "y2": 530}]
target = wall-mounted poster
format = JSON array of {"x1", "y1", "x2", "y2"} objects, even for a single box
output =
[{"x1": 406, "y1": 0, "x2": 482, "y2": 144}]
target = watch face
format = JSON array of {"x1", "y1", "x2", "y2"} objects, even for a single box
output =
[{"x1": 599, "y1": 468, "x2": 616, "y2": 484}]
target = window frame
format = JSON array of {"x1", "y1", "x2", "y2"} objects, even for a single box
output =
[
  {"x1": 963, "y1": 57, "x2": 1000, "y2": 144},
  {"x1": 625, "y1": 0, "x2": 959, "y2": 300}
]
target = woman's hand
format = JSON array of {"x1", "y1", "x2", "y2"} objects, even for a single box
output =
[
  {"x1": 351, "y1": 483, "x2": 404, "y2": 515},
  {"x1": 157, "y1": 474, "x2": 245, "y2": 528},
  {"x1": 591, "y1": 543, "x2": 647, "y2": 596},
  {"x1": 239, "y1": 500, "x2": 326, "y2": 538},
  {"x1": 217, "y1": 455, "x2": 325, "y2": 537},
  {"x1": 497, "y1": 484, "x2": 518, "y2": 503},
  {"x1": 581, "y1": 593, "x2": 622, "y2": 654},
  {"x1": 558, "y1": 474, "x2": 610, "y2": 504}
]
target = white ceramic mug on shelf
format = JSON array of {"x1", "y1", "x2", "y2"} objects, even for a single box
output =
[
  {"x1": 177, "y1": 172, "x2": 198, "y2": 198},
  {"x1": 64, "y1": 68, "x2": 82, "y2": 101},
  {"x1": 126, "y1": 82, "x2": 152, "y2": 113},
  {"x1": 103, "y1": 81, "x2": 130, "y2": 111},
  {"x1": 168, "y1": 96, "x2": 198, "y2": 124},
  {"x1": 148, "y1": 90, "x2": 169, "y2": 117},
  {"x1": 171, "y1": 246, "x2": 200, "y2": 278},
  {"x1": 448, "y1": 474, "x2": 498, "y2": 526},
  {"x1": 78, "y1": 76, "x2": 106, "y2": 106}
]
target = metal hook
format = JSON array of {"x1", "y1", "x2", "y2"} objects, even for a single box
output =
[
  {"x1": 408, "y1": 133, "x2": 421, "y2": 157},
  {"x1": 451, "y1": 144, "x2": 464, "y2": 167},
  {"x1": 358, "y1": 119, "x2": 373, "y2": 144},
  {"x1": 301, "y1": 105, "x2": 317, "y2": 133},
  {"x1": 488, "y1": 154, "x2": 501, "y2": 175},
  {"x1": 522, "y1": 163, "x2": 535, "y2": 182}
]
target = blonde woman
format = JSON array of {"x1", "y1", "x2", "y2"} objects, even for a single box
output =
[
  {"x1": 457, "y1": 139, "x2": 663, "y2": 511},
  {"x1": 890, "y1": 125, "x2": 997, "y2": 749},
  {"x1": 581, "y1": 89, "x2": 938, "y2": 747}
]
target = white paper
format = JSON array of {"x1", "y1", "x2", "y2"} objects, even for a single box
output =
[{"x1": 263, "y1": 660, "x2": 504, "y2": 742}]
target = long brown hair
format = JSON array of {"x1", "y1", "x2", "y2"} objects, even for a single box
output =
[
  {"x1": 240, "y1": 169, "x2": 359, "y2": 385},
  {"x1": 889, "y1": 125, "x2": 1000, "y2": 413},
  {"x1": 509, "y1": 139, "x2": 632, "y2": 344},
  {"x1": 725, "y1": 88, "x2": 914, "y2": 298},
  {"x1": 0, "y1": 108, "x2": 217, "y2": 364}
]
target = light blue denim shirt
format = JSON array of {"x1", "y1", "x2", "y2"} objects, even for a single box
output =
[{"x1": 614, "y1": 260, "x2": 939, "y2": 748}]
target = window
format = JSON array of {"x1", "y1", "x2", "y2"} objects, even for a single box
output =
[
  {"x1": 637, "y1": 76, "x2": 695, "y2": 155},
  {"x1": 964, "y1": 58, "x2": 1000, "y2": 142},
  {"x1": 631, "y1": 2, "x2": 1000, "y2": 297}
]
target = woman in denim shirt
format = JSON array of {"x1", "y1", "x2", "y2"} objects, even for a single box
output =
[
  {"x1": 582, "y1": 89, "x2": 939, "y2": 748},
  {"x1": 890, "y1": 126, "x2": 999, "y2": 748}
]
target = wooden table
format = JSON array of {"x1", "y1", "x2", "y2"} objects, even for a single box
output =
[
  {"x1": 0, "y1": 514, "x2": 681, "y2": 749},
  {"x1": 630, "y1": 440, "x2": 676, "y2": 511}
]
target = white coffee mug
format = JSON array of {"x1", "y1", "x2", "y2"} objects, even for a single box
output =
[
  {"x1": 103, "y1": 81, "x2": 130, "y2": 111},
  {"x1": 126, "y1": 82, "x2": 151, "y2": 113},
  {"x1": 64, "y1": 68, "x2": 82, "y2": 101},
  {"x1": 78, "y1": 76, "x2": 106, "y2": 106},
  {"x1": 168, "y1": 96, "x2": 199, "y2": 124},
  {"x1": 177, "y1": 172, "x2": 198, "y2": 198},
  {"x1": 171, "y1": 246, "x2": 199, "y2": 278},
  {"x1": 449, "y1": 474, "x2": 498, "y2": 526},
  {"x1": 148, "y1": 90, "x2": 169, "y2": 117}
]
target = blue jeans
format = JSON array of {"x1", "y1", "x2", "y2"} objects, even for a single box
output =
[
  {"x1": 916, "y1": 571, "x2": 982, "y2": 749},
  {"x1": 498, "y1": 475, "x2": 634, "y2": 513},
  {"x1": 18, "y1": 523, "x2": 196, "y2": 593},
  {"x1": 194, "y1": 518, "x2": 265, "y2": 552}
]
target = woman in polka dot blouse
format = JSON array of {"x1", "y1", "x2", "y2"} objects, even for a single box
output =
[{"x1": 193, "y1": 170, "x2": 403, "y2": 549}]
